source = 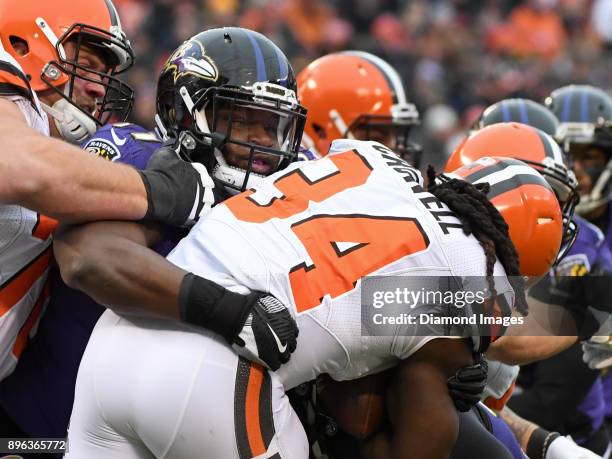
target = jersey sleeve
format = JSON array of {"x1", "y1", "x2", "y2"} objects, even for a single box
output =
[
  {"x1": 80, "y1": 123, "x2": 161, "y2": 169},
  {"x1": 0, "y1": 49, "x2": 35, "y2": 103},
  {"x1": 166, "y1": 214, "x2": 269, "y2": 297}
]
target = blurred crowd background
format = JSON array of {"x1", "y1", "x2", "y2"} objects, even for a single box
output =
[{"x1": 113, "y1": 0, "x2": 612, "y2": 169}]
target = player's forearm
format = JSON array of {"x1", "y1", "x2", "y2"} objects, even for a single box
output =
[
  {"x1": 498, "y1": 406, "x2": 539, "y2": 451},
  {"x1": 391, "y1": 379, "x2": 459, "y2": 459},
  {"x1": 8, "y1": 134, "x2": 147, "y2": 222},
  {"x1": 0, "y1": 103, "x2": 148, "y2": 221},
  {"x1": 389, "y1": 340, "x2": 471, "y2": 459},
  {"x1": 54, "y1": 222, "x2": 184, "y2": 319},
  {"x1": 487, "y1": 335, "x2": 577, "y2": 365}
]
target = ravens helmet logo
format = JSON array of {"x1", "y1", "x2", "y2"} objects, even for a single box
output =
[{"x1": 163, "y1": 39, "x2": 218, "y2": 83}]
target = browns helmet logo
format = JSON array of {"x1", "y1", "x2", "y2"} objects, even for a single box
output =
[
  {"x1": 163, "y1": 39, "x2": 218, "y2": 83},
  {"x1": 84, "y1": 139, "x2": 121, "y2": 161}
]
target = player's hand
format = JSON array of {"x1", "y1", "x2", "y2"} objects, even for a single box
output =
[
  {"x1": 233, "y1": 293, "x2": 299, "y2": 371},
  {"x1": 582, "y1": 336, "x2": 612, "y2": 370},
  {"x1": 546, "y1": 435, "x2": 603, "y2": 459},
  {"x1": 447, "y1": 355, "x2": 488, "y2": 412},
  {"x1": 482, "y1": 360, "x2": 519, "y2": 411},
  {"x1": 139, "y1": 143, "x2": 216, "y2": 227}
]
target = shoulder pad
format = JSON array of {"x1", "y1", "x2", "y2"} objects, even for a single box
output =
[
  {"x1": 297, "y1": 147, "x2": 318, "y2": 161},
  {"x1": 81, "y1": 123, "x2": 161, "y2": 169},
  {"x1": 0, "y1": 50, "x2": 35, "y2": 104},
  {"x1": 575, "y1": 215, "x2": 605, "y2": 245}
]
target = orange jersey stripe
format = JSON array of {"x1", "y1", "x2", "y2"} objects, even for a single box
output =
[
  {"x1": 12, "y1": 282, "x2": 49, "y2": 358},
  {"x1": 0, "y1": 246, "x2": 52, "y2": 316},
  {"x1": 244, "y1": 363, "x2": 266, "y2": 456},
  {"x1": 31, "y1": 214, "x2": 58, "y2": 241}
]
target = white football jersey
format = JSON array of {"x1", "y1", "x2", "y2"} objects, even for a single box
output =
[
  {"x1": 0, "y1": 50, "x2": 54, "y2": 380},
  {"x1": 168, "y1": 139, "x2": 514, "y2": 389}
]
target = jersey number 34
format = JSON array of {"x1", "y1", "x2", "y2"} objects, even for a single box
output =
[{"x1": 225, "y1": 149, "x2": 430, "y2": 313}]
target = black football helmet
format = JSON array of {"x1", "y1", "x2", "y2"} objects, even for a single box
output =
[
  {"x1": 475, "y1": 98, "x2": 559, "y2": 137},
  {"x1": 156, "y1": 27, "x2": 307, "y2": 194},
  {"x1": 545, "y1": 85, "x2": 612, "y2": 214}
]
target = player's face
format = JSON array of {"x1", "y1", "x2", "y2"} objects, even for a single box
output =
[
  {"x1": 352, "y1": 123, "x2": 396, "y2": 148},
  {"x1": 572, "y1": 146, "x2": 607, "y2": 195},
  {"x1": 213, "y1": 104, "x2": 287, "y2": 176},
  {"x1": 63, "y1": 40, "x2": 112, "y2": 118}
]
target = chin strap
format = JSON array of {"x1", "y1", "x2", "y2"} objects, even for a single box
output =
[{"x1": 40, "y1": 99, "x2": 97, "y2": 144}]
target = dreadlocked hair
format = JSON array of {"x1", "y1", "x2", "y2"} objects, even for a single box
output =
[{"x1": 426, "y1": 166, "x2": 528, "y2": 315}]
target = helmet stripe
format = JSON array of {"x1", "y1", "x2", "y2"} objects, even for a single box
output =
[
  {"x1": 580, "y1": 88, "x2": 589, "y2": 122},
  {"x1": 103, "y1": 0, "x2": 120, "y2": 27},
  {"x1": 501, "y1": 101, "x2": 511, "y2": 122},
  {"x1": 487, "y1": 175, "x2": 549, "y2": 200},
  {"x1": 244, "y1": 30, "x2": 266, "y2": 82},
  {"x1": 341, "y1": 51, "x2": 405, "y2": 104},
  {"x1": 534, "y1": 128, "x2": 564, "y2": 163},
  {"x1": 463, "y1": 158, "x2": 526, "y2": 183},
  {"x1": 561, "y1": 89, "x2": 573, "y2": 122},
  {"x1": 518, "y1": 100, "x2": 529, "y2": 124},
  {"x1": 470, "y1": 163, "x2": 541, "y2": 187}
]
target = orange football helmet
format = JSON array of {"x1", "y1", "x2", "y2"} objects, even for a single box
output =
[
  {"x1": 448, "y1": 156, "x2": 564, "y2": 277},
  {"x1": 0, "y1": 0, "x2": 134, "y2": 142},
  {"x1": 446, "y1": 122, "x2": 578, "y2": 265},
  {"x1": 297, "y1": 51, "x2": 420, "y2": 164}
]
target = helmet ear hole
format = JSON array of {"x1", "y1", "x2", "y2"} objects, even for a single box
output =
[{"x1": 9, "y1": 35, "x2": 29, "y2": 56}]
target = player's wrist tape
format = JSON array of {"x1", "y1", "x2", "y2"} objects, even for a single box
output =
[
  {"x1": 526, "y1": 427, "x2": 560, "y2": 459},
  {"x1": 178, "y1": 273, "x2": 256, "y2": 343}
]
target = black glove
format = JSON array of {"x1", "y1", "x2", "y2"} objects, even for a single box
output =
[
  {"x1": 233, "y1": 294, "x2": 299, "y2": 371},
  {"x1": 139, "y1": 144, "x2": 216, "y2": 227},
  {"x1": 447, "y1": 355, "x2": 488, "y2": 412},
  {"x1": 179, "y1": 273, "x2": 298, "y2": 370}
]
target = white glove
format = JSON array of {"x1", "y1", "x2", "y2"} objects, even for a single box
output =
[
  {"x1": 582, "y1": 336, "x2": 612, "y2": 369},
  {"x1": 546, "y1": 435, "x2": 603, "y2": 459},
  {"x1": 482, "y1": 360, "x2": 519, "y2": 400}
]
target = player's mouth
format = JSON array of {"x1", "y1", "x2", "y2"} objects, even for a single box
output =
[{"x1": 249, "y1": 153, "x2": 278, "y2": 175}]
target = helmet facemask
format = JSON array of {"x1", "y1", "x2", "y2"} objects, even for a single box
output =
[
  {"x1": 38, "y1": 21, "x2": 134, "y2": 142},
  {"x1": 519, "y1": 157, "x2": 580, "y2": 265},
  {"x1": 180, "y1": 83, "x2": 307, "y2": 193},
  {"x1": 346, "y1": 102, "x2": 422, "y2": 166},
  {"x1": 559, "y1": 121, "x2": 612, "y2": 215}
]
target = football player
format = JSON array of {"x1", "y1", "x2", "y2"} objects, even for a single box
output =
[
  {"x1": 543, "y1": 84, "x2": 612, "y2": 454},
  {"x1": 0, "y1": 27, "x2": 305, "y2": 445},
  {"x1": 0, "y1": 122, "x2": 168, "y2": 442},
  {"x1": 57, "y1": 46, "x2": 561, "y2": 454},
  {"x1": 59, "y1": 143, "x2": 565, "y2": 458},
  {"x1": 0, "y1": 0, "x2": 142, "y2": 389},
  {"x1": 446, "y1": 120, "x2": 610, "y2": 457},
  {"x1": 296, "y1": 51, "x2": 421, "y2": 167},
  {"x1": 0, "y1": 1, "x2": 228, "y2": 400},
  {"x1": 55, "y1": 45, "x2": 568, "y2": 458},
  {"x1": 473, "y1": 98, "x2": 560, "y2": 137},
  {"x1": 0, "y1": 0, "x2": 217, "y2": 224}
]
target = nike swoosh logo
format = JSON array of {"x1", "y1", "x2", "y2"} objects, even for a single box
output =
[
  {"x1": 110, "y1": 127, "x2": 127, "y2": 146},
  {"x1": 267, "y1": 323, "x2": 287, "y2": 353}
]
